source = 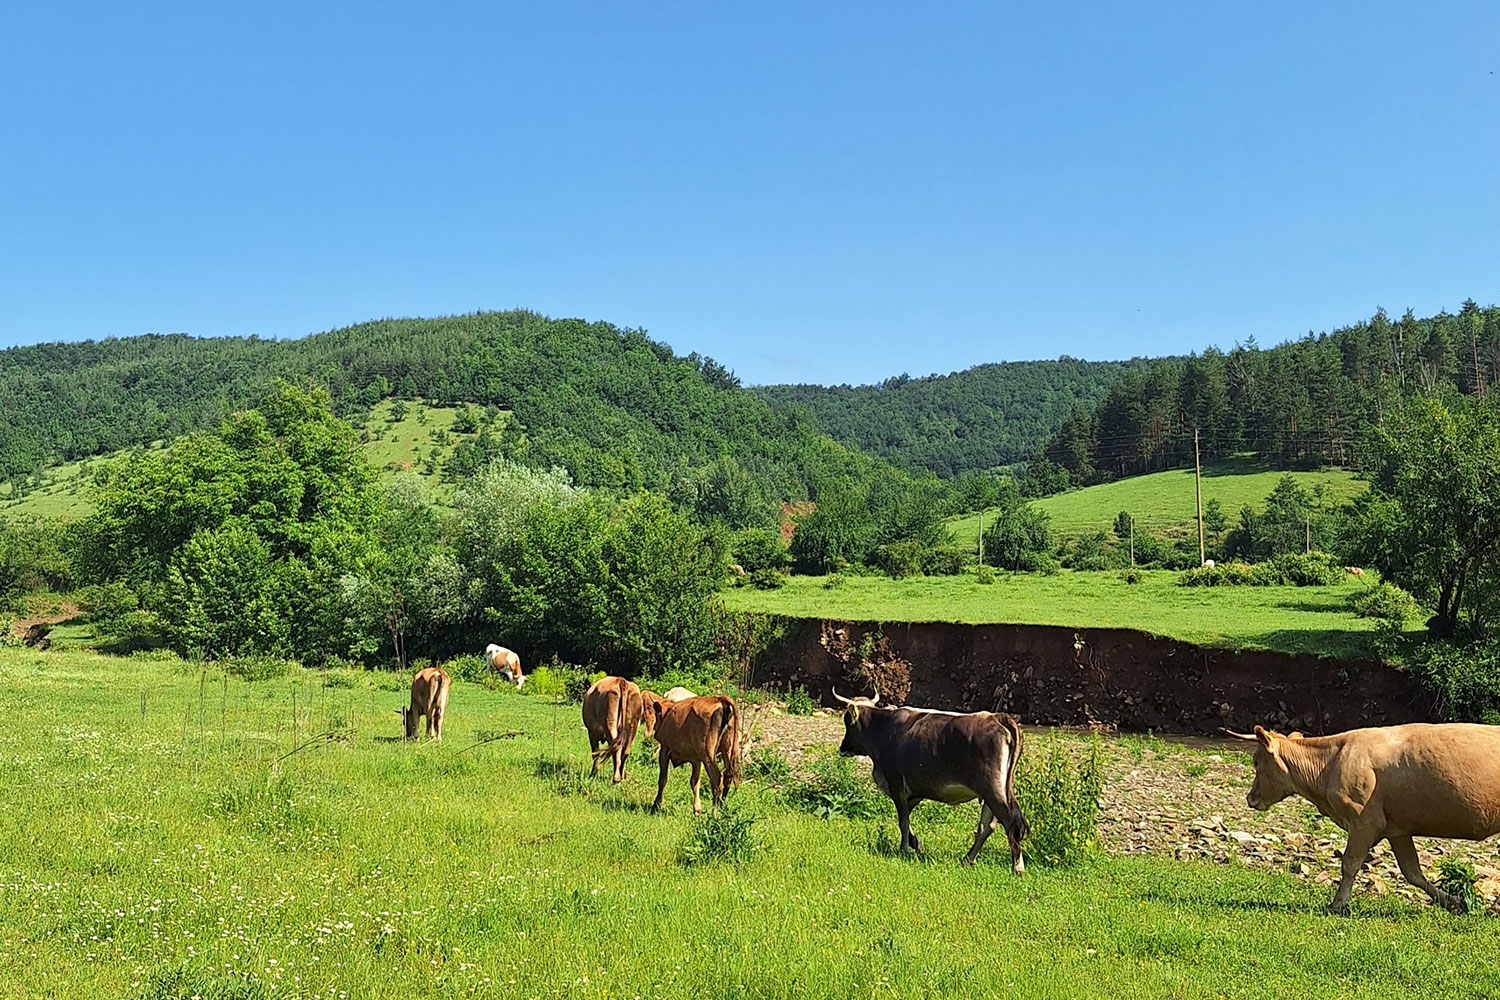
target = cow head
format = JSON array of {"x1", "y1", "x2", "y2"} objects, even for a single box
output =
[
  {"x1": 833, "y1": 689, "x2": 880, "y2": 757},
  {"x1": 640, "y1": 691, "x2": 667, "y2": 735},
  {"x1": 396, "y1": 706, "x2": 417, "y2": 740},
  {"x1": 1226, "y1": 725, "x2": 1298, "y2": 810}
]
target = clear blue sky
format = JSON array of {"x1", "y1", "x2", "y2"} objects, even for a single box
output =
[{"x1": 3, "y1": 2, "x2": 1497, "y2": 385}]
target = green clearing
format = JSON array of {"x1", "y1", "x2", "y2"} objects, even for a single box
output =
[
  {"x1": 723, "y1": 571, "x2": 1398, "y2": 659},
  {"x1": 0, "y1": 409, "x2": 1453, "y2": 999},
  {"x1": 948, "y1": 459, "x2": 1368, "y2": 544},
  {"x1": 0, "y1": 399, "x2": 486, "y2": 521},
  {"x1": 4, "y1": 650, "x2": 1498, "y2": 999}
]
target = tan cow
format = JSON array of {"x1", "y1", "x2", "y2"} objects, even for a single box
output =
[
  {"x1": 399, "y1": 666, "x2": 451, "y2": 741},
  {"x1": 663, "y1": 686, "x2": 696, "y2": 702},
  {"x1": 1231, "y1": 723, "x2": 1500, "y2": 912},
  {"x1": 652, "y1": 696, "x2": 742, "y2": 814},
  {"x1": 582, "y1": 677, "x2": 664, "y2": 783},
  {"x1": 485, "y1": 643, "x2": 524, "y2": 687}
]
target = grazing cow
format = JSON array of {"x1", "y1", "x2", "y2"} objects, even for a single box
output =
[
  {"x1": 399, "y1": 666, "x2": 451, "y2": 741},
  {"x1": 835, "y1": 691, "x2": 1028, "y2": 871},
  {"x1": 652, "y1": 696, "x2": 742, "y2": 814},
  {"x1": 1203, "y1": 558, "x2": 1216, "y2": 569},
  {"x1": 663, "y1": 686, "x2": 697, "y2": 702},
  {"x1": 485, "y1": 643, "x2": 524, "y2": 687},
  {"x1": 1346, "y1": 565, "x2": 1366, "y2": 576},
  {"x1": 1230, "y1": 723, "x2": 1500, "y2": 912},
  {"x1": 582, "y1": 677, "x2": 663, "y2": 783}
]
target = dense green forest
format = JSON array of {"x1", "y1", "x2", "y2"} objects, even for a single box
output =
[
  {"x1": 1042, "y1": 301, "x2": 1500, "y2": 486},
  {"x1": 0, "y1": 311, "x2": 899, "y2": 519},
  {"x1": 756, "y1": 358, "x2": 1148, "y2": 477}
]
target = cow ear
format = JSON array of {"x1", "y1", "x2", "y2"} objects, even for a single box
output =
[
  {"x1": 1253, "y1": 725, "x2": 1274, "y2": 750},
  {"x1": 1287, "y1": 731, "x2": 1304, "y2": 740}
]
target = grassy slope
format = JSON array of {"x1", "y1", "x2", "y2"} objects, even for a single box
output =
[
  {"x1": 948, "y1": 459, "x2": 1368, "y2": 544},
  {"x1": 3, "y1": 650, "x2": 1496, "y2": 1000},
  {"x1": 724, "y1": 571, "x2": 1396, "y2": 659},
  {"x1": 0, "y1": 399, "x2": 480, "y2": 521}
]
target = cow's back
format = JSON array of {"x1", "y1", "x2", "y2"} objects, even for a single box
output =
[
  {"x1": 656, "y1": 696, "x2": 732, "y2": 762},
  {"x1": 1342, "y1": 724, "x2": 1500, "y2": 838},
  {"x1": 882, "y1": 709, "x2": 1016, "y2": 799},
  {"x1": 583, "y1": 677, "x2": 640, "y2": 741}
]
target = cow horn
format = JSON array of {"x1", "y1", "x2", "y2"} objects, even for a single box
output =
[
  {"x1": 831, "y1": 688, "x2": 853, "y2": 706},
  {"x1": 1220, "y1": 728, "x2": 1258, "y2": 741},
  {"x1": 868, "y1": 692, "x2": 880, "y2": 706}
]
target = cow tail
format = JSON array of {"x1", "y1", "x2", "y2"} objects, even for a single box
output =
[
  {"x1": 723, "y1": 700, "x2": 742, "y2": 788},
  {"x1": 1000, "y1": 714, "x2": 1030, "y2": 842},
  {"x1": 608, "y1": 689, "x2": 626, "y2": 758}
]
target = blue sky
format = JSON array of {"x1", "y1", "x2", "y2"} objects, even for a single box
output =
[{"x1": 2, "y1": 2, "x2": 1497, "y2": 385}]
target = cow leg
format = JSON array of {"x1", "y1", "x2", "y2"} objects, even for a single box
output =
[
  {"x1": 1390, "y1": 834, "x2": 1467, "y2": 913},
  {"x1": 892, "y1": 795, "x2": 920, "y2": 854},
  {"x1": 963, "y1": 803, "x2": 998, "y2": 867},
  {"x1": 432, "y1": 708, "x2": 443, "y2": 742},
  {"x1": 1329, "y1": 824, "x2": 1381, "y2": 914},
  {"x1": 704, "y1": 757, "x2": 723, "y2": 808},
  {"x1": 690, "y1": 762, "x2": 704, "y2": 815},
  {"x1": 589, "y1": 739, "x2": 602, "y2": 779},
  {"x1": 652, "y1": 747, "x2": 670, "y2": 812},
  {"x1": 616, "y1": 734, "x2": 633, "y2": 784}
]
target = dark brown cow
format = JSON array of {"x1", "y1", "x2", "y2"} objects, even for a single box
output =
[
  {"x1": 399, "y1": 666, "x2": 451, "y2": 741},
  {"x1": 582, "y1": 677, "x2": 664, "y2": 783},
  {"x1": 1230, "y1": 723, "x2": 1500, "y2": 913},
  {"x1": 651, "y1": 696, "x2": 741, "y2": 814},
  {"x1": 835, "y1": 691, "x2": 1028, "y2": 871}
]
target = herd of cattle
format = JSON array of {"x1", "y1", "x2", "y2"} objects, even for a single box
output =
[{"x1": 399, "y1": 644, "x2": 1500, "y2": 915}]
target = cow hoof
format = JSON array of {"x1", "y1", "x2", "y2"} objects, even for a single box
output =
[
  {"x1": 1327, "y1": 899, "x2": 1350, "y2": 916},
  {"x1": 1441, "y1": 894, "x2": 1470, "y2": 915}
]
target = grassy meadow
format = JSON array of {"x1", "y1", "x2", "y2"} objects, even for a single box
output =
[
  {"x1": 0, "y1": 399, "x2": 486, "y2": 521},
  {"x1": 723, "y1": 570, "x2": 1395, "y2": 659},
  {"x1": 4, "y1": 649, "x2": 1497, "y2": 1000},
  {"x1": 948, "y1": 458, "x2": 1367, "y2": 545}
]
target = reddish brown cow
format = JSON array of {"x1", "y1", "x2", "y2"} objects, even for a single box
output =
[
  {"x1": 651, "y1": 696, "x2": 742, "y2": 814},
  {"x1": 400, "y1": 666, "x2": 450, "y2": 741},
  {"x1": 582, "y1": 677, "x2": 664, "y2": 783},
  {"x1": 1231, "y1": 723, "x2": 1500, "y2": 912}
]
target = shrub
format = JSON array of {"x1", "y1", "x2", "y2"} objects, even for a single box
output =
[
  {"x1": 784, "y1": 685, "x2": 817, "y2": 716},
  {"x1": 747, "y1": 569, "x2": 787, "y2": 590},
  {"x1": 974, "y1": 564, "x2": 995, "y2": 585},
  {"x1": 1266, "y1": 551, "x2": 1341, "y2": 586},
  {"x1": 731, "y1": 528, "x2": 789, "y2": 574},
  {"x1": 1407, "y1": 639, "x2": 1500, "y2": 722},
  {"x1": 523, "y1": 665, "x2": 571, "y2": 701},
  {"x1": 922, "y1": 546, "x2": 969, "y2": 576},
  {"x1": 223, "y1": 655, "x2": 298, "y2": 683},
  {"x1": 445, "y1": 653, "x2": 490, "y2": 683},
  {"x1": 679, "y1": 804, "x2": 760, "y2": 866},
  {"x1": 744, "y1": 746, "x2": 791, "y2": 786},
  {"x1": 1349, "y1": 582, "x2": 1422, "y2": 623},
  {"x1": 824, "y1": 572, "x2": 847, "y2": 590},
  {"x1": 77, "y1": 581, "x2": 139, "y2": 623},
  {"x1": 1015, "y1": 737, "x2": 1104, "y2": 867},
  {"x1": 874, "y1": 540, "x2": 926, "y2": 579},
  {"x1": 1119, "y1": 568, "x2": 1142, "y2": 585},
  {"x1": 1437, "y1": 858, "x2": 1480, "y2": 913},
  {"x1": 786, "y1": 752, "x2": 881, "y2": 820}
]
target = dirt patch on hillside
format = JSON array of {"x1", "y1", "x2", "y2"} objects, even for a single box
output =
[
  {"x1": 753, "y1": 619, "x2": 1430, "y2": 737},
  {"x1": 748, "y1": 708, "x2": 1500, "y2": 913}
]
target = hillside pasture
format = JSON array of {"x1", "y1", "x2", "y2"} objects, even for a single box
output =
[
  {"x1": 948, "y1": 459, "x2": 1367, "y2": 545},
  {"x1": 0, "y1": 399, "x2": 484, "y2": 521},
  {"x1": 723, "y1": 570, "x2": 1396, "y2": 660},
  {"x1": 3, "y1": 649, "x2": 1499, "y2": 999}
]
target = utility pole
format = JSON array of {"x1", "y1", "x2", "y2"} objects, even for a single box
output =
[
  {"x1": 1195, "y1": 427, "x2": 1205, "y2": 567},
  {"x1": 1129, "y1": 515, "x2": 1135, "y2": 568},
  {"x1": 977, "y1": 508, "x2": 984, "y2": 568},
  {"x1": 1306, "y1": 516, "x2": 1311, "y2": 555}
]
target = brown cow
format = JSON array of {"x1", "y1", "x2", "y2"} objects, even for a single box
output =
[
  {"x1": 1231, "y1": 723, "x2": 1500, "y2": 913},
  {"x1": 582, "y1": 677, "x2": 664, "y2": 783},
  {"x1": 399, "y1": 666, "x2": 451, "y2": 741},
  {"x1": 485, "y1": 643, "x2": 524, "y2": 687},
  {"x1": 651, "y1": 696, "x2": 742, "y2": 814}
]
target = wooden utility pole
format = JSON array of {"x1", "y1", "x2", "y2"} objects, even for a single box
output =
[
  {"x1": 977, "y1": 509, "x2": 984, "y2": 568},
  {"x1": 1194, "y1": 428, "x2": 1205, "y2": 566},
  {"x1": 1129, "y1": 515, "x2": 1135, "y2": 568},
  {"x1": 1306, "y1": 516, "x2": 1311, "y2": 554}
]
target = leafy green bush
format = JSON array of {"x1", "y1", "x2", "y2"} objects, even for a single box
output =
[
  {"x1": 1437, "y1": 858, "x2": 1479, "y2": 913},
  {"x1": 1180, "y1": 552, "x2": 1341, "y2": 588},
  {"x1": 823, "y1": 572, "x2": 848, "y2": 589},
  {"x1": 744, "y1": 746, "x2": 791, "y2": 786},
  {"x1": 1408, "y1": 639, "x2": 1500, "y2": 722},
  {"x1": 679, "y1": 804, "x2": 760, "y2": 866},
  {"x1": 874, "y1": 540, "x2": 926, "y2": 579},
  {"x1": 974, "y1": 564, "x2": 995, "y2": 585},
  {"x1": 1015, "y1": 737, "x2": 1104, "y2": 867},
  {"x1": 77, "y1": 581, "x2": 139, "y2": 623},
  {"x1": 223, "y1": 655, "x2": 298, "y2": 683},
  {"x1": 747, "y1": 569, "x2": 787, "y2": 590},
  {"x1": 1178, "y1": 563, "x2": 1271, "y2": 587},
  {"x1": 921, "y1": 545, "x2": 969, "y2": 576},
  {"x1": 1349, "y1": 582, "x2": 1422, "y2": 623},
  {"x1": 1119, "y1": 568, "x2": 1142, "y2": 585},
  {"x1": 786, "y1": 752, "x2": 881, "y2": 820},
  {"x1": 444, "y1": 653, "x2": 490, "y2": 683},
  {"x1": 1266, "y1": 551, "x2": 1341, "y2": 586},
  {"x1": 731, "y1": 528, "x2": 790, "y2": 574},
  {"x1": 784, "y1": 685, "x2": 817, "y2": 716},
  {"x1": 523, "y1": 665, "x2": 571, "y2": 701}
]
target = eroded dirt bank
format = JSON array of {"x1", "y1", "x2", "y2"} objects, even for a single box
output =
[{"x1": 750, "y1": 619, "x2": 1430, "y2": 735}]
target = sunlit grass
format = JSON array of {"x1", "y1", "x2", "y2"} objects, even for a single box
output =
[
  {"x1": 723, "y1": 570, "x2": 1400, "y2": 659},
  {"x1": 2, "y1": 650, "x2": 1495, "y2": 999}
]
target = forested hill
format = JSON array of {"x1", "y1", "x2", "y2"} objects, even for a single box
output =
[
  {"x1": 0, "y1": 311, "x2": 890, "y2": 508},
  {"x1": 756, "y1": 359, "x2": 1150, "y2": 477},
  {"x1": 1042, "y1": 301, "x2": 1500, "y2": 486}
]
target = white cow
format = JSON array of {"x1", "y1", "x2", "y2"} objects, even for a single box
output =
[{"x1": 485, "y1": 643, "x2": 524, "y2": 687}]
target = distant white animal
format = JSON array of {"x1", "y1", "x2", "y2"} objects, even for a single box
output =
[
  {"x1": 485, "y1": 643, "x2": 524, "y2": 687},
  {"x1": 1203, "y1": 559, "x2": 1216, "y2": 569},
  {"x1": 664, "y1": 686, "x2": 697, "y2": 702}
]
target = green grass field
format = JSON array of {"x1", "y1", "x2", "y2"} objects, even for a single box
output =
[
  {"x1": 724, "y1": 570, "x2": 1396, "y2": 659},
  {"x1": 0, "y1": 399, "x2": 488, "y2": 521},
  {"x1": 948, "y1": 458, "x2": 1368, "y2": 545},
  {"x1": 3, "y1": 649, "x2": 1497, "y2": 999}
]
